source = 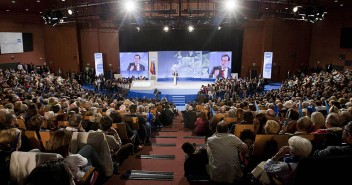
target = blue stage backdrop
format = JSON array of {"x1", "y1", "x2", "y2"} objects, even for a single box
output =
[{"x1": 119, "y1": 51, "x2": 232, "y2": 80}]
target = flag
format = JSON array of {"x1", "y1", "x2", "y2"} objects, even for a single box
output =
[
  {"x1": 150, "y1": 62, "x2": 155, "y2": 75},
  {"x1": 298, "y1": 101, "x2": 303, "y2": 118},
  {"x1": 325, "y1": 101, "x2": 330, "y2": 115},
  {"x1": 274, "y1": 104, "x2": 279, "y2": 117},
  {"x1": 210, "y1": 107, "x2": 216, "y2": 116},
  {"x1": 254, "y1": 101, "x2": 260, "y2": 112}
]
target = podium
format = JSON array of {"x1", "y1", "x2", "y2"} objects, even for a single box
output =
[{"x1": 172, "y1": 72, "x2": 178, "y2": 86}]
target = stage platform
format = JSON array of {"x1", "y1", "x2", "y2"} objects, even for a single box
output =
[
  {"x1": 128, "y1": 81, "x2": 211, "y2": 107},
  {"x1": 82, "y1": 81, "x2": 282, "y2": 111}
]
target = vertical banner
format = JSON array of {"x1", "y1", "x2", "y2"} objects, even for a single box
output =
[
  {"x1": 149, "y1": 51, "x2": 158, "y2": 80},
  {"x1": 94, "y1": 53, "x2": 104, "y2": 77},
  {"x1": 263, "y1": 52, "x2": 273, "y2": 79}
]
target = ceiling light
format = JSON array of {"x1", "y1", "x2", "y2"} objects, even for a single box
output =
[
  {"x1": 293, "y1": 6, "x2": 299, "y2": 13},
  {"x1": 188, "y1": 26, "x2": 194, "y2": 32},
  {"x1": 225, "y1": 0, "x2": 237, "y2": 10},
  {"x1": 125, "y1": 1, "x2": 136, "y2": 12},
  {"x1": 217, "y1": 26, "x2": 222, "y2": 30},
  {"x1": 163, "y1": 26, "x2": 169, "y2": 32},
  {"x1": 12, "y1": 1, "x2": 16, "y2": 3},
  {"x1": 26, "y1": 9, "x2": 29, "y2": 11},
  {"x1": 37, "y1": 0, "x2": 40, "y2": 2},
  {"x1": 68, "y1": 9, "x2": 73, "y2": 15}
]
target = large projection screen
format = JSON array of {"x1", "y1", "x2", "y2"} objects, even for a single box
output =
[
  {"x1": 0, "y1": 32, "x2": 24, "y2": 54},
  {"x1": 119, "y1": 52, "x2": 149, "y2": 78}
]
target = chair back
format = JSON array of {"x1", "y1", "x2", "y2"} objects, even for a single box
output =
[
  {"x1": 252, "y1": 134, "x2": 290, "y2": 158},
  {"x1": 38, "y1": 131, "x2": 51, "y2": 150},
  {"x1": 71, "y1": 132, "x2": 113, "y2": 176},
  {"x1": 24, "y1": 130, "x2": 42, "y2": 151},
  {"x1": 234, "y1": 124, "x2": 254, "y2": 138},
  {"x1": 9, "y1": 151, "x2": 62, "y2": 185}
]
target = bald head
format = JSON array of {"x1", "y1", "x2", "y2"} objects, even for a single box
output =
[{"x1": 216, "y1": 121, "x2": 228, "y2": 133}]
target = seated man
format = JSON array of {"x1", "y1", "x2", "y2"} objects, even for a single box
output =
[{"x1": 206, "y1": 121, "x2": 248, "y2": 184}]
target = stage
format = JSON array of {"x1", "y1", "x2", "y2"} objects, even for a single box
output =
[
  {"x1": 82, "y1": 80, "x2": 282, "y2": 110},
  {"x1": 128, "y1": 81, "x2": 212, "y2": 107}
]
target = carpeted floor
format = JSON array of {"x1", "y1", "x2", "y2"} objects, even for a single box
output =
[{"x1": 103, "y1": 113, "x2": 210, "y2": 185}]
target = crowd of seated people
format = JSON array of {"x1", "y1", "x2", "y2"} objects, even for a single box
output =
[
  {"x1": 0, "y1": 65, "x2": 179, "y2": 184},
  {"x1": 182, "y1": 67, "x2": 352, "y2": 184},
  {"x1": 1, "y1": 62, "x2": 352, "y2": 185}
]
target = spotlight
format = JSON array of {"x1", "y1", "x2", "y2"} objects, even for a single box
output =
[
  {"x1": 125, "y1": 1, "x2": 136, "y2": 12},
  {"x1": 163, "y1": 26, "x2": 169, "y2": 32},
  {"x1": 68, "y1": 9, "x2": 73, "y2": 15},
  {"x1": 136, "y1": 27, "x2": 140, "y2": 32},
  {"x1": 188, "y1": 25, "x2": 194, "y2": 32},
  {"x1": 293, "y1": 6, "x2": 299, "y2": 13},
  {"x1": 217, "y1": 26, "x2": 222, "y2": 30},
  {"x1": 225, "y1": 0, "x2": 237, "y2": 10}
]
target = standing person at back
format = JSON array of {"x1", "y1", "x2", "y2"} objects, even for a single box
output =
[{"x1": 206, "y1": 121, "x2": 248, "y2": 184}]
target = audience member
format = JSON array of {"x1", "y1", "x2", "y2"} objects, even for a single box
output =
[
  {"x1": 46, "y1": 129, "x2": 105, "y2": 181},
  {"x1": 181, "y1": 142, "x2": 209, "y2": 181},
  {"x1": 264, "y1": 136, "x2": 312, "y2": 185},
  {"x1": 24, "y1": 158, "x2": 74, "y2": 185},
  {"x1": 313, "y1": 121, "x2": 352, "y2": 157},
  {"x1": 206, "y1": 121, "x2": 248, "y2": 183}
]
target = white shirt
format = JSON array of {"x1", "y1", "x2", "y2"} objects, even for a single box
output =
[
  {"x1": 206, "y1": 133, "x2": 244, "y2": 183},
  {"x1": 65, "y1": 154, "x2": 88, "y2": 180}
]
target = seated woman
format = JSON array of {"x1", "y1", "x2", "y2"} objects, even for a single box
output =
[
  {"x1": 181, "y1": 142, "x2": 209, "y2": 181},
  {"x1": 46, "y1": 129, "x2": 105, "y2": 182},
  {"x1": 194, "y1": 111, "x2": 209, "y2": 136},
  {"x1": 263, "y1": 136, "x2": 312, "y2": 185}
]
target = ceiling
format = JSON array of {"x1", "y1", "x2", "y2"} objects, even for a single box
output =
[{"x1": 0, "y1": 0, "x2": 351, "y2": 29}]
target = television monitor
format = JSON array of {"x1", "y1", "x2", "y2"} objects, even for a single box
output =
[{"x1": 119, "y1": 52, "x2": 149, "y2": 78}]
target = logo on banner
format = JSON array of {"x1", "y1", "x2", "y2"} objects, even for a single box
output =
[
  {"x1": 265, "y1": 63, "x2": 272, "y2": 70},
  {"x1": 97, "y1": 64, "x2": 103, "y2": 71}
]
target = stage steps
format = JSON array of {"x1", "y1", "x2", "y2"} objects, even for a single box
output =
[{"x1": 172, "y1": 95, "x2": 186, "y2": 106}]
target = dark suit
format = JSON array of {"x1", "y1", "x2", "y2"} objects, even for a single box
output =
[
  {"x1": 127, "y1": 63, "x2": 146, "y2": 71},
  {"x1": 209, "y1": 66, "x2": 231, "y2": 78}
]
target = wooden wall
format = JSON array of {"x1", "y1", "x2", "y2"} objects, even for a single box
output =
[
  {"x1": 79, "y1": 29, "x2": 120, "y2": 74},
  {"x1": 0, "y1": 15, "x2": 45, "y2": 66},
  {"x1": 309, "y1": 8, "x2": 352, "y2": 69}
]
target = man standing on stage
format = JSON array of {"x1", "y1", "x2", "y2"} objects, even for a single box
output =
[
  {"x1": 172, "y1": 69, "x2": 178, "y2": 86},
  {"x1": 209, "y1": 54, "x2": 231, "y2": 79}
]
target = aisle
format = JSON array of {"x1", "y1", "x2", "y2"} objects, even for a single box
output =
[{"x1": 103, "y1": 113, "x2": 209, "y2": 185}]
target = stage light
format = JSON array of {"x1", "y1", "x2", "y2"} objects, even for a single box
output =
[
  {"x1": 225, "y1": 0, "x2": 237, "y2": 11},
  {"x1": 68, "y1": 9, "x2": 73, "y2": 15},
  {"x1": 188, "y1": 26, "x2": 194, "y2": 32},
  {"x1": 163, "y1": 26, "x2": 169, "y2": 32},
  {"x1": 125, "y1": 1, "x2": 136, "y2": 12},
  {"x1": 293, "y1": 6, "x2": 299, "y2": 13}
]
